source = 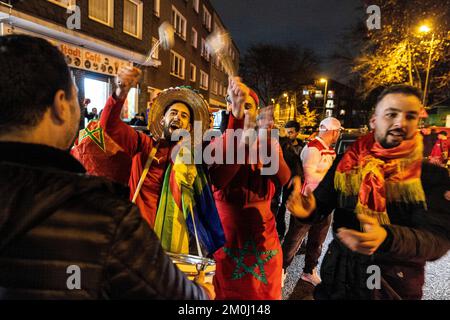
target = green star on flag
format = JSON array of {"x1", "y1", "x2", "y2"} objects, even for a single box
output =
[
  {"x1": 80, "y1": 126, "x2": 106, "y2": 152},
  {"x1": 223, "y1": 240, "x2": 278, "y2": 285}
]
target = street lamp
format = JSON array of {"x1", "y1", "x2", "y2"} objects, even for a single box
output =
[
  {"x1": 320, "y1": 78, "x2": 328, "y2": 118},
  {"x1": 419, "y1": 24, "x2": 435, "y2": 107}
]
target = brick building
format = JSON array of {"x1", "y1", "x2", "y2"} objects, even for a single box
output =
[{"x1": 0, "y1": 0, "x2": 238, "y2": 125}]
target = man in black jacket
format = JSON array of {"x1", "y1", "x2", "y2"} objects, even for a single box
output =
[
  {"x1": 275, "y1": 120, "x2": 304, "y2": 240},
  {"x1": 287, "y1": 85, "x2": 450, "y2": 299},
  {"x1": 0, "y1": 34, "x2": 212, "y2": 300}
]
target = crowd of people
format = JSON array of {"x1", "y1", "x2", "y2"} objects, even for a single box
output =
[{"x1": 0, "y1": 34, "x2": 449, "y2": 300}]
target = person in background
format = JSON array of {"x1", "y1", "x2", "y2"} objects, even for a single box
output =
[
  {"x1": 129, "y1": 112, "x2": 147, "y2": 126},
  {"x1": 282, "y1": 117, "x2": 342, "y2": 287},
  {"x1": 85, "y1": 107, "x2": 99, "y2": 121},
  {"x1": 421, "y1": 125, "x2": 438, "y2": 160},
  {"x1": 429, "y1": 131, "x2": 448, "y2": 167},
  {"x1": 275, "y1": 120, "x2": 304, "y2": 241}
]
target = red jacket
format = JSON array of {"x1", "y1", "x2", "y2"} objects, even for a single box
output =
[
  {"x1": 99, "y1": 95, "x2": 175, "y2": 227},
  {"x1": 209, "y1": 115, "x2": 291, "y2": 300}
]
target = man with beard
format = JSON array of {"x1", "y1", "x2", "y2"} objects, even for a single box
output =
[
  {"x1": 73, "y1": 67, "x2": 224, "y2": 258},
  {"x1": 287, "y1": 85, "x2": 450, "y2": 299},
  {"x1": 0, "y1": 35, "x2": 212, "y2": 299}
]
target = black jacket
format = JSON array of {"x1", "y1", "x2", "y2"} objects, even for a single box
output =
[
  {"x1": 310, "y1": 156, "x2": 450, "y2": 300},
  {"x1": 0, "y1": 142, "x2": 207, "y2": 300}
]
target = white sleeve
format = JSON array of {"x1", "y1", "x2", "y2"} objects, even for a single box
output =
[{"x1": 301, "y1": 147, "x2": 324, "y2": 187}]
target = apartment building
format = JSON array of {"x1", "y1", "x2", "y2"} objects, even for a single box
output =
[{"x1": 0, "y1": 0, "x2": 238, "y2": 123}]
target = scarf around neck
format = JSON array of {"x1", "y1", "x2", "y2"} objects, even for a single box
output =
[{"x1": 335, "y1": 132, "x2": 426, "y2": 225}]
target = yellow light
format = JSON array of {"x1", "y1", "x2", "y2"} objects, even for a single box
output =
[
  {"x1": 419, "y1": 25, "x2": 431, "y2": 33},
  {"x1": 283, "y1": 93, "x2": 288, "y2": 98},
  {"x1": 320, "y1": 78, "x2": 327, "y2": 83}
]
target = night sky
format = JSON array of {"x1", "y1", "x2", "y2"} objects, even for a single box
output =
[{"x1": 210, "y1": 0, "x2": 365, "y2": 78}]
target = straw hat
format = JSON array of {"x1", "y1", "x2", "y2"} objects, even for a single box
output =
[{"x1": 147, "y1": 87, "x2": 211, "y2": 141}]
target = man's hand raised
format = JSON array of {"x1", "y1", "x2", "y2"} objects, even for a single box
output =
[
  {"x1": 227, "y1": 77, "x2": 249, "y2": 120},
  {"x1": 286, "y1": 176, "x2": 316, "y2": 219},
  {"x1": 336, "y1": 214, "x2": 387, "y2": 255},
  {"x1": 115, "y1": 66, "x2": 142, "y2": 100}
]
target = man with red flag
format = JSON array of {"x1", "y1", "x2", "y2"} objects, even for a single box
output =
[{"x1": 72, "y1": 67, "x2": 225, "y2": 259}]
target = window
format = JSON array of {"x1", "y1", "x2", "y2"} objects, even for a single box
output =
[
  {"x1": 212, "y1": 79, "x2": 219, "y2": 95},
  {"x1": 190, "y1": 64, "x2": 197, "y2": 82},
  {"x1": 202, "y1": 6, "x2": 212, "y2": 31},
  {"x1": 200, "y1": 70, "x2": 209, "y2": 90},
  {"x1": 170, "y1": 51, "x2": 185, "y2": 79},
  {"x1": 123, "y1": 0, "x2": 143, "y2": 39},
  {"x1": 171, "y1": 6, "x2": 187, "y2": 40},
  {"x1": 201, "y1": 38, "x2": 209, "y2": 61},
  {"x1": 153, "y1": 0, "x2": 160, "y2": 17},
  {"x1": 191, "y1": 28, "x2": 198, "y2": 48},
  {"x1": 47, "y1": 0, "x2": 76, "y2": 8},
  {"x1": 193, "y1": 0, "x2": 199, "y2": 13},
  {"x1": 151, "y1": 37, "x2": 159, "y2": 59},
  {"x1": 89, "y1": 0, "x2": 114, "y2": 27}
]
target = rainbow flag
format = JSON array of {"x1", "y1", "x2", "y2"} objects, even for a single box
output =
[{"x1": 153, "y1": 148, "x2": 225, "y2": 256}]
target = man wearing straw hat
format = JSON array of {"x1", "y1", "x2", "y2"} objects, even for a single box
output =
[{"x1": 73, "y1": 66, "x2": 225, "y2": 259}]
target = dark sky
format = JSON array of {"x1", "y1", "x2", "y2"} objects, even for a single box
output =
[{"x1": 210, "y1": 0, "x2": 364, "y2": 77}]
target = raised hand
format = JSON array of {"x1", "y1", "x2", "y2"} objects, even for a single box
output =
[
  {"x1": 227, "y1": 76, "x2": 249, "y2": 120},
  {"x1": 336, "y1": 214, "x2": 388, "y2": 255},
  {"x1": 115, "y1": 66, "x2": 142, "y2": 100},
  {"x1": 286, "y1": 176, "x2": 316, "y2": 219}
]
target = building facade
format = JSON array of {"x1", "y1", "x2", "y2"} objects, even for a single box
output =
[{"x1": 0, "y1": 0, "x2": 238, "y2": 125}]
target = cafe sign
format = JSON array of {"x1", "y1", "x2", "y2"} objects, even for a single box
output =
[{"x1": 1, "y1": 23, "x2": 131, "y2": 76}]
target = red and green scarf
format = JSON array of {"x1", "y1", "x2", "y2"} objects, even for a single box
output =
[{"x1": 335, "y1": 132, "x2": 426, "y2": 225}]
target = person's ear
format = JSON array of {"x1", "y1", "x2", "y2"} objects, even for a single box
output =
[
  {"x1": 51, "y1": 89, "x2": 69, "y2": 125},
  {"x1": 160, "y1": 116, "x2": 165, "y2": 126},
  {"x1": 369, "y1": 114, "x2": 376, "y2": 130},
  {"x1": 186, "y1": 122, "x2": 192, "y2": 132}
]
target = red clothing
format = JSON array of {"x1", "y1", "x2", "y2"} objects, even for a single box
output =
[
  {"x1": 430, "y1": 138, "x2": 448, "y2": 165},
  {"x1": 210, "y1": 116, "x2": 291, "y2": 300},
  {"x1": 100, "y1": 95, "x2": 175, "y2": 227}
]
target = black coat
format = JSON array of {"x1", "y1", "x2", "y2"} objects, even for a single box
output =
[
  {"x1": 309, "y1": 156, "x2": 450, "y2": 300},
  {"x1": 0, "y1": 142, "x2": 207, "y2": 300}
]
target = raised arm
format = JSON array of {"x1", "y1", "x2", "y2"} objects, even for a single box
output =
[
  {"x1": 99, "y1": 67, "x2": 143, "y2": 157},
  {"x1": 209, "y1": 77, "x2": 249, "y2": 189}
]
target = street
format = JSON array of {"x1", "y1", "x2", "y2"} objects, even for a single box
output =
[{"x1": 282, "y1": 216, "x2": 450, "y2": 300}]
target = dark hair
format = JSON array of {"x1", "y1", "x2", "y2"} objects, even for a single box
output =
[
  {"x1": 376, "y1": 84, "x2": 423, "y2": 106},
  {"x1": 285, "y1": 120, "x2": 300, "y2": 132},
  {"x1": 439, "y1": 131, "x2": 447, "y2": 136},
  {"x1": 0, "y1": 35, "x2": 73, "y2": 133}
]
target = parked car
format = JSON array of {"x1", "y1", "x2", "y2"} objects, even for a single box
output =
[{"x1": 335, "y1": 132, "x2": 364, "y2": 155}]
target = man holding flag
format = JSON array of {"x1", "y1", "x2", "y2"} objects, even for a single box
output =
[{"x1": 72, "y1": 66, "x2": 224, "y2": 258}]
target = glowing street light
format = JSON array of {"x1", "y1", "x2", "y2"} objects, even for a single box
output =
[
  {"x1": 319, "y1": 78, "x2": 328, "y2": 118},
  {"x1": 419, "y1": 25, "x2": 431, "y2": 34}
]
